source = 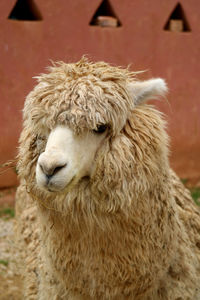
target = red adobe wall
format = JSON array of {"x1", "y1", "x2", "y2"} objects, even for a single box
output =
[{"x1": 0, "y1": 0, "x2": 199, "y2": 188}]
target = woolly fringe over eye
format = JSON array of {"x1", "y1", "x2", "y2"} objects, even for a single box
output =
[{"x1": 22, "y1": 57, "x2": 138, "y2": 137}]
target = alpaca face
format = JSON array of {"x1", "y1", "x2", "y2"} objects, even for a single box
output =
[{"x1": 36, "y1": 125, "x2": 107, "y2": 192}]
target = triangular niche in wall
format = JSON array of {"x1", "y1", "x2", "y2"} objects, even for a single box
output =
[
  {"x1": 8, "y1": 0, "x2": 42, "y2": 21},
  {"x1": 90, "y1": 0, "x2": 121, "y2": 27},
  {"x1": 164, "y1": 2, "x2": 191, "y2": 32}
]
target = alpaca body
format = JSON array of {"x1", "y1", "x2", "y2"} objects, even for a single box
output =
[
  {"x1": 16, "y1": 169, "x2": 200, "y2": 300},
  {"x1": 16, "y1": 59, "x2": 200, "y2": 299}
]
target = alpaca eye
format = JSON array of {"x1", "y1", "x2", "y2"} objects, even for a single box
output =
[{"x1": 93, "y1": 124, "x2": 108, "y2": 134}]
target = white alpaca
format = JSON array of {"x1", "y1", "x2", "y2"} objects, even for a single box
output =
[{"x1": 16, "y1": 59, "x2": 200, "y2": 300}]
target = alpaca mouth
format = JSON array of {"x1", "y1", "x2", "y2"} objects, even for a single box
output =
[{"x1": 46, "y1": 175, "x2": 77, "y2": 193}]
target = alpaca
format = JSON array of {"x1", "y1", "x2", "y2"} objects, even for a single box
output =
[{"x1": 16, "y1": 58, "x2": 200, "y2": 300}]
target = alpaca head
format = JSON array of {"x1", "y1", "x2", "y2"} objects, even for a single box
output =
[{"x1": 18, "y1": 58, "x2": 167, "y2": 197}]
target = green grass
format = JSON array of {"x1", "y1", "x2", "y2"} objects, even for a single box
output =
[
  {"x1": 190, "y1": 187, "x2": 200, "y2": 206},
  {"x1": 181, "y1": 178, "x2": 189, "y2": 185},
  {"x1": 0, "y1": 259, "x2": 9, "y2": 266},
  {"x1": 0, "y1": 207, "x2": 15, "y2": 219},
  {"x1": 181, "y1": 178, "x2": 200, "y2": 206}
]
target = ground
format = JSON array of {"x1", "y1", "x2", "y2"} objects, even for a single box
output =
[
  {"x1": 0, "y1": 184, "x2": 199, "y2": 300},
  {"x1": 0, "y1": 217, "x2": 22, "y2": 300},
  {"x1": 0, "y1": 188, "x2": 22, "y2": 300}
]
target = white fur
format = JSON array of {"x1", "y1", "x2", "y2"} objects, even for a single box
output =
[{"x1": 36, "y1": 126, "x2": 106, "y2": 192}]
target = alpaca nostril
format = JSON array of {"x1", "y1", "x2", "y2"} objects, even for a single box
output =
[
  {"x1": 39, "y1": 163, "x2": 45, "y2": 174},
  {"x1": 39, "y1": 163, "x2": 67, "y2": 178},
  {"x1": 46, "y1": 174, "x2": 52, "y2": 181},
  {"x1": 53, "y1": 164, "x2": 67, "y2": 175}
]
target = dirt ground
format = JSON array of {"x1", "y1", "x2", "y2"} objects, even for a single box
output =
[
  {"x1": 0, "y1": 217, "x2": 23, "y2": 300},
  {"x1": 0, "y1": 189, "x2": 22, "y2": 300}
]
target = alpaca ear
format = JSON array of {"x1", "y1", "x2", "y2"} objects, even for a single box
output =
[{"x1": 127, "y1": 78, "x2": 168, "y2": 105}]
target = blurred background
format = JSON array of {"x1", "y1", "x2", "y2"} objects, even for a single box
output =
[
  {"x1": 0, "y1": 0, "x2": 200, "y2": 192},
  {"x1": 0, "y1": 1, "x2": 200, "y2": 298}
]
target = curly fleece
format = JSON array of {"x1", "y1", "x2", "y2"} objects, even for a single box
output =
[{"x1": 16, "y1": 58, "x2": 200, "y2": 300}]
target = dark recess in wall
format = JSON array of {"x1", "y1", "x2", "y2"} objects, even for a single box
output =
[
  {"x1": 164, "y1": 3, "x2": 191, "y2": 32},
  {"x1": 90, "y1": 0, "x2": 121, "y2": 27},
  {"x1": 8, "y1": 0, "x2": 42, "y2": 21}
]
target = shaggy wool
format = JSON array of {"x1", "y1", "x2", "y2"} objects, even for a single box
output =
[{"x1": 16, "y1": 58, "x2": 200, "y2": 300}]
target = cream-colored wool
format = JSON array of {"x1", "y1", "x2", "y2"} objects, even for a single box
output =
[{"x1": 16, "y1": 58, "x2": 200, "y2": 300}]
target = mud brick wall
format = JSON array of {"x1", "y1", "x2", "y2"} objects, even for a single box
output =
[{"x1": 0, "y1": 0, "x2": 199, "y2": 187}]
